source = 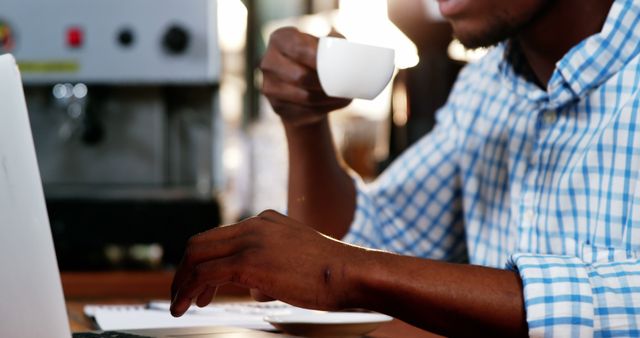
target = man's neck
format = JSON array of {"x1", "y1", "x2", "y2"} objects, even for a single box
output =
[{"x1": 516, "y1": 0, "x2": 614, "y2": 87}]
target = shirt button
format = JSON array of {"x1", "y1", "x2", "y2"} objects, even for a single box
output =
[{"x1": 543, "y1": 111, "x2": 557, "y2": 124}]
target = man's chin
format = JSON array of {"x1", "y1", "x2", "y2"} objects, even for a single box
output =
[
  {"x1": 454, "y1": 33, "x2": 502, "y2": 49},
  {"x1": 451, "y1": 24, "x2": 513, "y2": 49}
]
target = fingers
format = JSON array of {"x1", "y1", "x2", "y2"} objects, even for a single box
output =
[
  {"x1": 171, "y1": 256, "x2": 242, "y2": 317},
  {"x1": 262, "y1": 74, "x2": 346, "y2": 107},
  {"x1": 268, "y1": 27, "x2": 319, "y2": 69},
  {"x1": 261, "y1": 74, "x2": 318, "y2": 104},
  {"x1": 171, "y1": 216, "x2": 270, "y2": 302},
  {"x1": 186, "y1": 220, "x2": 246, "y2": 245},
  {"x1": 261, "y1": 47, "x2": 322, "y2": 90},
  {"x1": 196, "y1": 285, "x2": 218, "y2": 308},
  {"x1": 170, "y1": 212, "x2": 303, "y2": 317},
  {"x1": 171, "y1": 227, "x2": 246, "y2": 300}
]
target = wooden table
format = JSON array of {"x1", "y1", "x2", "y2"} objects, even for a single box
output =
[{"x1": 62, "y1": 271, "x2": 441, "y2": 338}]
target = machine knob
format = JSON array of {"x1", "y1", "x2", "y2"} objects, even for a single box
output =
[
  {"x1": 163, "y1": 25, "x2": 190, "y2": 55},
  {"x1": 117, "y1": 28, "x2": 135, "y2": 47}
]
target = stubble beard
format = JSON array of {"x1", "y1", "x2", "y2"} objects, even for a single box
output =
[
  {"x1": 450, "y1": 1, "x2": 552, "y2": 49},
  {"x1": 453, "y1": 20, "x2": 522, "y2": 49}
]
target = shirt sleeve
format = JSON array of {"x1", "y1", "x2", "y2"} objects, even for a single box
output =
[
  {"x1": 342, "y1": 102, "x2": 467, "y2": 262},
  {"x1": 509, "y1": 253, "x2": 640, "y2": 337}
]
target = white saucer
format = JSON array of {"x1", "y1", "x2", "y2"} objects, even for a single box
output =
[{"x1": 264, "y1": 312, "x2": 393, "y2": 337}]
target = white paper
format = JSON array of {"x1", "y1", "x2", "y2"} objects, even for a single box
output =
[
  {"x1": 88, "y1": 301, "x2": 316, "y2": 332},
  {"x1": 93, "y1": 308, "x2": 275, "y2": 331}
]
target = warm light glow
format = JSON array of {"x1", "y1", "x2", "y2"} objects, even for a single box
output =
[
  {"x1": 392, "y1": 81, "x2": 408, "y2": 127},
  {"x1": 220, "y1": 79, "x2": 244, "y2": 122},
  {"x1": 447, "y1": 39, "x2": 488, "y2": 63},
  {"x1": 262, "y1": 12, "x2": 333, "y2": 41},
  {"x1": 298, "y1": 14, "x2": 333, "y2": 37},
  {"x1": 217, "y1": 0, "x2": 248, "y2": 53},
  {"x1": 223, "y1": 145, "x2": 243, "y2": 171},
  {"x1": 261, "y1": 2, "x2": 418, "y2": 68},
  {"x1": 336, "y1": 0, "x2": 419, "y2": 69},
  {"x1": 339, "y1": 0, "x2": 388, "y2": 22}
]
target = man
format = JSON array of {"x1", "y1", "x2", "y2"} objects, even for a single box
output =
[{"x1": 170, "y1": 0, "x2": 640, "y2": 336}]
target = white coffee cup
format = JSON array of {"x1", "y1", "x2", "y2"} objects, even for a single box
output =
[{"x1": 317, "y1": 37, "x2": 396, "y2": 100}]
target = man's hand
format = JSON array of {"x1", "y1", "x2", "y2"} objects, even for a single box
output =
[
  {"x1": 169, "y1": 209, "x2": 528, "y2": 336},
  {"x1": 260, "y1": 27, "x2": 351, "y2": 127},
  {"x1": 169, "y1": 210, "x2": 366, "y2": 317}
]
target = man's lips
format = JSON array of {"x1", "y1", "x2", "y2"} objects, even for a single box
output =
[{"x1": 436, "y1": 0, "x2": 468, "y2": 17}]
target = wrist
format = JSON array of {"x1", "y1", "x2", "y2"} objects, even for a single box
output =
[
  {"x1": 282, "y1": 116, "x2": 329, "y2": 136},
  {"x1": 282, "y1": 117, "x2": 333, "y2": 153},
  {"x1": 336, "y1": 246, "x2": 389, "y2": 310}
]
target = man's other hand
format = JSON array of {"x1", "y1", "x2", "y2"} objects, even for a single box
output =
[{"x1": 260, "y1": 27, "x2": 351, "y2": 127}]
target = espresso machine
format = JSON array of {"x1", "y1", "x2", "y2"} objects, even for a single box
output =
[{"x1": 1, "y1": 0, "x2": 224, "y2": 269}]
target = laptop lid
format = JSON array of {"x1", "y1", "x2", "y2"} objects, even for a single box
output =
[
  {"x1": 0, "y1": 54, "x2": 284, "y2": 338},
  {"x1": 0, "y1": 54, "x2": 71, "y2": 338}
]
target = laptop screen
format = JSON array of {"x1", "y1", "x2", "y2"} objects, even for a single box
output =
[{"x1": 0, "y1": 54, "x2": 71, "y2": 338}]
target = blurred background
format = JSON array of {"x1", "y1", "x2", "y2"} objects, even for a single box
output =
[{"x1": 0, "y1": 0, "x2": 484, "y2": 272}]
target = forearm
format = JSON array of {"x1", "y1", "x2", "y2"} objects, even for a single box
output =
[
  {"x1": 284, "y1": 118, "x2": 356, "y2": 239},
  {"x1": 347, "y1": 251, "x2": 528, "y2": 337}
]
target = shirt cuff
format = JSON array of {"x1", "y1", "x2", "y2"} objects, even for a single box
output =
[{"x1": 508, "y1": 253, "x2": 595, "y2": 337}]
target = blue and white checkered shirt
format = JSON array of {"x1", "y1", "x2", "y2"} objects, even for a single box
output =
[{"x1": 343, "y1": 0, "x2": 640, "y2": 336}]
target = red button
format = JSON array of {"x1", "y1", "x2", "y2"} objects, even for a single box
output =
[{"x1": 67, "y1": 27, "x2": 83, "y2": 48}]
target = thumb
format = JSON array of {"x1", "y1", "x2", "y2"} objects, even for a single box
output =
[{"x1": 328, "y1": 29, "x2": 346, "y2": 39}]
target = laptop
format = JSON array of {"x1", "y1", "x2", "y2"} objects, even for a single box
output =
[{"x1": 0, "y1": 54, "x2": 289, "y2": 338}]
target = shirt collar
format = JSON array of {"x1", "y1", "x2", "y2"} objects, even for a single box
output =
[
  {"x1": 498, "y1": 42, "x2": 548, "y2": 104},
  {"x1": 498, "y1": 0, "x2": 640, "y2": 108}
]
